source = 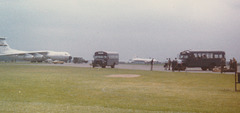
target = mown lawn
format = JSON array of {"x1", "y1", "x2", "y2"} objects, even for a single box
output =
[{"x1": 0, "y1": 64, "x2": 240, "y2": 113}]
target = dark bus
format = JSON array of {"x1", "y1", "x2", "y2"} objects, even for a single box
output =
[
  {"x1": 177, "y1": 50, "x2": 226, "y2": 71},
  {"x1": 92, "y1": 51, "x2": 119, "y2": 68}
]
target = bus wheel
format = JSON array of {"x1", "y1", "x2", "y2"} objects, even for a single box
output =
[
  {"x1": 182, "y1": 67, "x2": 186, "y2": 71},
  {"x1": 102, "y1": 66, "x2": 106, "y2": 68},
  {"x1": 208, "y1": 67, "x2": 213, "y2": 71},
  {"x1": 201, "y1": 67, "x2": 207, "y2": 71},
  {"x1": 111, "y1": 63, "x2": 115, "y2": 68},
  {"x1": 208, "y1": 63, "x2": 215, "y2": 71},
  {"x1": 181, "y1": 64, "x2": 186, "y2": 71}
]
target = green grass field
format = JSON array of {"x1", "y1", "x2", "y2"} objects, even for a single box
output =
[{"x1": 0, "y1": 64, "x2": 240, "y2": 113}]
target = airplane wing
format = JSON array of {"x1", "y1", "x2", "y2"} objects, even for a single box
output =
[
  {"x1": 23, "y1": 51, "x2": 49, "y2": 55},
  {"x1": 0, "y1": 51, "x2": 49, "y2": 56},
  {"x1": 0, "y1": 51, "x2": 50, "y2": 62}
]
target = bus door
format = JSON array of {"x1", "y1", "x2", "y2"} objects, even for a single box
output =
[
  {"x1": 190, "y1": 53, "x2": 202, "y2": 67},
  {"x1": 106, "y1": 55, "x2": 111, "y2": 65},
  {"x1": 201, "y1": 53, "x2": 209, "y2": 67},
  {"x1": 213, "y1": 53, "x2": 224, "y2": 66},
  {"x1": 186, "y1": 53, "x2": 194, "y2": 67}
]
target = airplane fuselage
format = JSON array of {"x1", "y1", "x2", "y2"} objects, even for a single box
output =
[
  {"x1": 46, "y1": 51, "x2": 71, "y2": 62},
  {"x1": 0, "y1": 37, "x2": 71, "y2": 62}
]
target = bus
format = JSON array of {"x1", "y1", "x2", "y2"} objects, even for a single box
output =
[
  {"x1": 177, "y1": 50, "x2": 226, "y2": 71},
  {"x1": 92, "y1": 51, "x2": 119, "y2": 68}
]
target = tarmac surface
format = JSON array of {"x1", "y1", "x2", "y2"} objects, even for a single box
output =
[{"x1": 26, "y1": 63, "x2": 240, "y2": 74}]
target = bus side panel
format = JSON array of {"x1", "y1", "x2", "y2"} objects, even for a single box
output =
[
  {"x1": 107, "y1": 59, "x2": 113, "y2": 66},
  {"x1": 106, "y1": 54, "x2": 119, "y2": 66},
  {"x1": 107, "y1": 59, "x2": 118, "y2": 66},
  {"x1": 181, "y1": 51, "x2": 225, "y2": 68},
  {"x1": 201, "y1": 58, "x2": 209, "y2": 67},
  {"x1": 186, "y1": 58, "x2": 202, "y2": 67}
]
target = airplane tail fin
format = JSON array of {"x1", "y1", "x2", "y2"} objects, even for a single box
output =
[{"x1": 0, "y1": 37, "x2": 11, "y2": 54}]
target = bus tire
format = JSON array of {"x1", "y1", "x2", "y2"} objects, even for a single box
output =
[
  {"x1": 201, "y1": 67, "x2": 207, "y2": 71},
  {"x1": 182, "y1": 67, "x2": 186, "y2": 71},
  {"x1": 102, "y1": 65, "x2": 106, "y2": 68},
  {"x1": 208, "y1": 63, "x2": 215, "y2": 71},
  {"x1": 181, "y1": 64, "x2": 186, "y2": 71},
  {"x1": 111, "y1": 63, "x2": 115, "y2": 68}
]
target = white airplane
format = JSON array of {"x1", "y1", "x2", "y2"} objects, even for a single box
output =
[
  {"x1": 0, "y1": 37, "x2": 71, "y2": 63},
  {"x1": 129, "y1": 57, "x2": 158, "y2": 64}
]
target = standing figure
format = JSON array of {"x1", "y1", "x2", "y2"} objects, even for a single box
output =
[
  {"x1": 233, "y1": 58, "x2": 237, "y2": 72},
  {"x1": 172, "y1": 58, "x2": 177, "y2": 72},
  {"x1": 229, "y1": 59, "x2": 233, "y2": 70},
  {"x1": 168, "y1": 58, "x2": 171, "y2": 70},
  {"x1": 150, "y1": 58, "x2": 154, "y2": 71},
  {"x1": 221, "y1": 58, "x2": 225, "y2": 73},
  {"x1": 164, "y1": 62, "x2": 168, "y2": 70}
]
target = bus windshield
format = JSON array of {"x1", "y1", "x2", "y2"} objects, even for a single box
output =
[
  {"x1": 179, "y1": 54, "x2": 188, "y2": 59},
  {"x1": 94, "y1": 55, "x2": 107, "y2": 59}
]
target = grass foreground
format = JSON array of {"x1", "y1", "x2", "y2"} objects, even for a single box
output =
[{"x1": 0, "y1": 64, "x2": 240, "y2": 113}]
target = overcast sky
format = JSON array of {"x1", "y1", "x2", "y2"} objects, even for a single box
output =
[{"x1": 0, "y1": 0, "x2": 240, "y2": 61}]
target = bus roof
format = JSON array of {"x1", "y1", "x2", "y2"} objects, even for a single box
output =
[
  {"x1": 181, "y1": 50, "x2": 225, "y2": 54},
  {"x1": 95, "y1": 51, "x2": 118, "y2": 55}
]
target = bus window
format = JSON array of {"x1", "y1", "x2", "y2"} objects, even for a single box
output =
[
  {"x1": 189, "y1": 54, "x2": 195, "y2": 58},
  {"x1": 210, "y1": 53, "x2": 213, "y2": 58},
  {"x1": 207, "y1": 53, "x2": 213, "y2": 59},
  {"x1": 219, "y1": 54, "x2": 223, "y2": 58},
  {"x1": 180, "y1": 55, "x2": 183, "y2": 59},
  {"x1": 202, "y1": 54, "x2": 207, "y2": 58},
  {"x1": 198, "y1": 53, "x2": 201, "y2": 58},
  {"x1": 108, "y1": 54, "x2": 119, "y2": 59},
  {"x1": 180, "y1": 55, "x2": 188, "y2": 59},
  {"x1": 194, "y1": 53, "x2": 198, "y2": 58},
  {"x1": 214, "y1": 54, "x2": 219, "y2": 58},
  {"x1": 94, "y1": 55, "x2": 107, "y2": 59}
]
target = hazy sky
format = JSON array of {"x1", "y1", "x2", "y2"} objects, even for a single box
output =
[{"x1": 0, "y1": 0, "x2": 240, "y2": 61}]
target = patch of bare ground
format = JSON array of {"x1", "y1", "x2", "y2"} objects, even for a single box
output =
[{"x1": 106, "y1": 74, "x2": 140, "y2": 78}]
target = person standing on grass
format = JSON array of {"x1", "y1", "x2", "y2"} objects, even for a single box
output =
[
  {"x1": 229, "y1": 59, "x2": 233, "y2": 70},
  {"x1": 221, "y1": 58, "x2": 225, "y2": 73},
  {"x1": 168, "y1": 58, "x2": 171, "y2": 70},
  {"x1": 233, "y1": 57, "x2": 237, "y2": 72},
  {"x1": 150, "y1": 58, "x2": 154, "y2": 71},
  {"x1": 172, "y1": 58, "x2": 177, "y2": 72}
]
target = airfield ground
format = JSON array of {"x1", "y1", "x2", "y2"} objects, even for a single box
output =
[
  {"x1": 25, "y1": 63, "x2": 240, "y2": 74},
  {"x1": 0, "y1": 64, "x2": 240, "y2": 113}
]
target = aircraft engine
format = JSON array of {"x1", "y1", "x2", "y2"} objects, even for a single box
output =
[
  {"x1": 23, "y1": 54, "x2": 34, "y2": 61},
  {"x1": 34, "y1": 53, "x2": 44, "y2": 61}
]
